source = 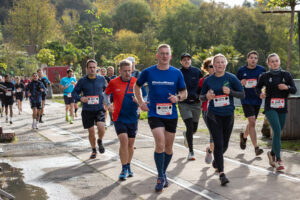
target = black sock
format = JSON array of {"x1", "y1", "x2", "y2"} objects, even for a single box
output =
[
  {"x1": 220, "y1": 173, "x2": 225, "y2": 178},
  {"x1": 184, "y1": 118, "x2": 194, "y2": 152},
  {"x1": 92, "y1": 148, "x2": 96, "y2": 152},
  {"x1": 271, "y1": 151, "x2": 275, "y2": 156},
  {"x1": 75, "y1": 108, "x2": 78, "y2": 113}
]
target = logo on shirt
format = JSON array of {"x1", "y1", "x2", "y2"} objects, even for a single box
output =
[
  {"x1": 243, "y1": 73, "x2": 247, "y2": 76},
  {"x1": 115, "y1": 89, "x2": 121, "y2": 92},
  {"x1": 152, "y1": 81, "x2": 174, "y2": 86}
]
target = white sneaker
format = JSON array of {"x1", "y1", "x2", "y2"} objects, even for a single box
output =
[
  {"x1": 188, "y1": 152, "x2": 195, "y2": 161},
  {"x1": 32, "y1": 122, "x2": 35, "y2": 129},
  {"x1": 35, "y1": 122, "x2": 38, "y2": 129},
  {"x1": 183, "y1": 131, "x2": 188, "y2": 148}
]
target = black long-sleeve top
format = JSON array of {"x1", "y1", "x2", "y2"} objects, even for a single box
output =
[{"x1": 256, "y1": 70, "x2": 297, "y2": 113}]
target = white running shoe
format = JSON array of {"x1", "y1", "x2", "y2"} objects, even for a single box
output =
[{"x1": 188, "y1": 152, "x2": 195, "y2": 161}]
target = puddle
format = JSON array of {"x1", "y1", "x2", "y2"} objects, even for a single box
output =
[{"x1": 0, "y1": 162, "x2": 48, "y2": 200}]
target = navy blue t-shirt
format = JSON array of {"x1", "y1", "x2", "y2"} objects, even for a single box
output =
[
  {"x1": 201, "y1": 72, "x2": 243, "y2": 116},
  {"x1": 237, "y1": 65, "x2": 266, "y2": 105},
  {"x1": 136, "y1": 65, "x2": 186, "y2": 119}
]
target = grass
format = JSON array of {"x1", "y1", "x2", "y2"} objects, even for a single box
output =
[
  {"x1": 281, "y1": 140, "x2": 300, "y2": 152},
  {"x1": 52, "y1": 95, "x2": 82, "y2": 107}
]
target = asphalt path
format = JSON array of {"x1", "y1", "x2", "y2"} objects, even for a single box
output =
[{"x1": 0, "y1": 99, "x2": 299, "y2": 200}]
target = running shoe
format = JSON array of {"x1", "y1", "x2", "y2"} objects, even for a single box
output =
[
  {"x1": 205, "y1": 147, "x2": 213, "y2": 164},
  {"x1": 187, "y1": 152, "x2": 195, "y2": 161},
  {"x1": 119, "y1": 169, "x2": 128, "y2": 180},
  {"x1": 183, "y1": 131, "x2": 188, "y2": 148},
  {"x1": 97, "y1": 139, "x2": 105, "y2": 154},
  {"x1": 255, "y1": 147, "x2": 264, "y2": 156},
  {"x1": 155, "y1": 177, "x2": 165, "y2": 192},
  {"x1": 9, "y1": 120, "x2": 12, "y2": 124},
  {"x1": 32, "y1": 122, "x2": 35, "y2": 129},
  {"x1": 267, "y1": 151, "x2": 275, "y2": 167},
  {"x1": 90, "y1": 151, "x2": 96, "y2": 159},
  {"x1": 240, "y1": 132, "x2": 247, "y2": 150},
  {"x1": 219, "y1": 174, "x2": 229, "y2": 186},
  {"x1": 275, "y1": 160, "x2": 285, "y2": 171},
  {"x1": 163, "y1": 174, "x2": 168, "y2": 188},
  {"x1": 127, "y1": 165, "x2": 133, "y2": 177}
]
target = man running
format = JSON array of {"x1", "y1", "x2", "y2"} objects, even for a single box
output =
[
  {"x1": 72, "y1": 59, "x2": 107, "y2": 159},
  {"x1": 104, "y1": 59, "x2": 139, "y2": 180},
  {"x1": 1, "y1": 75, "x2": 15, "y2": 124},
  {"x1": 237, "y1": 51, "x2": 265, "y2": 156},
  {"x1": 60, "y1": 69, "x2": 77, "y2": 124},
  {"x1": 37, "y1": 68, "x2": 50, "y2": 123},
  {"x1": 15, "y1": 76, "x2": 26, "y2": 115},
  {"x1": 107, "y1": 66, "x2": 117, "y2": 126},
  {"x1": 178, "y1": 53, "x2": 203, "y2": 160},
  {"x1": 134, "y1": 44, "x2": 187, "y2": 192},
  {"x1": 27, "y1": 73, "x2": 46, "y2": 129}
]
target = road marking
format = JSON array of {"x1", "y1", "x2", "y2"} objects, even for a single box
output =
[
  {"x1": 42, "y1": 125, "x2": 226, "y2": 200},
  {"x1": 140, "y1": 133, "x2": 300, "y2": 183}
]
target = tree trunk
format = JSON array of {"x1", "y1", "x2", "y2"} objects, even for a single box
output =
[{"x1": 287, "y1": 3, "x2": 296, "y2": 72}]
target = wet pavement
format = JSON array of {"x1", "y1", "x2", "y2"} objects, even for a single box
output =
[{"x1": 0, "y1": 99, "x2": 299, "y2": 199}]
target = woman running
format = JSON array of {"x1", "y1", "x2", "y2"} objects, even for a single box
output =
[
  {"x1": 256, "y1": 53, "x2": 297, "y2": 171},
  {"x1": 15, "y1": 76, "x2": 25, "y2": 114},
  {"x1": 200, "y1": 54, "x2": 244, "y2": 186}
]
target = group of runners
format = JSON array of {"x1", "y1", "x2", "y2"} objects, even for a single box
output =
[
  {"x1": 1, "y1": 43, "x2": 296, "y2": 192},
  {"x1": 0, "y1": 69, "x2": 50, "y2": 128}
]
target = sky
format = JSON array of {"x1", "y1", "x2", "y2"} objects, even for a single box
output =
[{"x1": 205, "y1": 0, "x2": 255, "y2": 7}]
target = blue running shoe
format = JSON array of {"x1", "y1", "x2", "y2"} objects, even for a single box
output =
[
  {"x1": 155, "y1": 177, "x2": 165, "y2": 192},
  {"x1": 163, "y1": 174, "x2": 168, "y2": 188},
  {"x1": 127, "y1": 164, "x2": 133, "y2": 177},
  {"x1": 119, "y1": 169, "x2": 128, "y2": 180}
]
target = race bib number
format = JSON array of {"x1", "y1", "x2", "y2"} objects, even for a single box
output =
[
  {"x1": 87, "y1": 96, "x2": 99, "y2": 105},
  {"x1": 213, "y1": 95, "x2": 230, "y2": 107},
  {"x1": 16, "y1": 88, "x2": 22, "y2": 92},
  {"x1": 156, "y1": 103, "x2": 172, "y2": 115},
  {"x1": 245, "y1": 79, "x2": 257, "y2": 88},
  {"x1": 270, "y1": 98, "x2": 285, "y2": 108},
  {"x1": 6, "y1": 91, "x2": 12, "y2": 96},
  {"x1": 67, "y1": 93, "x2": 72, "y2": 98}
]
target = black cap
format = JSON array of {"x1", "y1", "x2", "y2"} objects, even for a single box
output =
[{"x1": 180, "y1": 53, "x2": 191, "y2": 60}]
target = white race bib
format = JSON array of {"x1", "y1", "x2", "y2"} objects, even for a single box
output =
[
  {"x1": 213, "y1": 95, "x2": 230, "y2": 107},
  {"x1": 245, "y1": 79, "x2": 257, "y2": 88},
  {"x1": 6, "y1": 91, "x2": 12, "y2": 96},
  {"x1": 270, "y1": 98, "x2": 285, "y2": 108},
  {"x1": 156, "y1": 103, "x2": 172, "y2": 115},
  {"x1": 16, "y1": 88, "x2": 22, "y2": 92},
  {"x1": 67, "y1": 93, "x2": 72, "y2": 98},
  {"x1": 87, "y1": 96, "x2": 99, "y2": 105}
]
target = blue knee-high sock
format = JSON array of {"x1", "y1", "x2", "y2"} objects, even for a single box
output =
[
  {"x1": 163, "y1": 153, "x2": 173, "y2": 174},
  {"x1": 154, "y1": 152, "x2": 164, "y2": 178}
]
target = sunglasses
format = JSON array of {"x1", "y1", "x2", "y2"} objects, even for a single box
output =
[{"x1": 208, "y1": 65, "x2": 213, "y2": 68}]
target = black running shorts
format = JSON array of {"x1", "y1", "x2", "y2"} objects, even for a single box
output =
[
  {"x1": 148, "y1": 117, "x2": 178, "y2": 133},
  {"x1": 242, "y1": 104, "x2": 261, "y2": 118},
  {"x1": 114, "y1": 121, "x2": 138, "y2": 138},
  {"x1": 81, "y1": 109, "x2": 105, "y2": 129}
]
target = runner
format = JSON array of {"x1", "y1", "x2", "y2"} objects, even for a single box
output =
[
  {"x1": 37, "y1": 68, "x2": 50, "y2": 123},
  {"x1": 104, "y1": 59, "x2": 138, "y2": 180},
  {"x1": 60, "y1": 69, "x2": 77, "y2": 124},
  {"x1": 27, "y1": 73, "x2": 46, "y2": 129},
  {"x1": 107, "y1": 66, "x2": 117, "y2": 126},
  {"x1": 1, "y1": 75, "x2": 15, "y2": 124},
  {"x1": 0, "y1": 75, "x2": 4, "y2": 117},
  {"x1": 198, "y1": 57, "x2": 215, "y2": 164},
  {"x1": 256, "y1": 53, "x2": 297, "y2": 171},
  {"x1": 237, "y1": 51, "x2": 266, "y2": 156},
  {"x1": 23, "y1": 76, "x2": 31, "y2": 100},
  {"x1": 72, "y1": 59, "x2": 107, "y2": 159},
  {"x1": 178, "y1": 53, "x2": 203, "y2": 160},
  {"x1": 15, "y1": 76, "x2": 26, "y2": 115},
  {"x1": 134, "y1": 44, "x2": 187, "y2": 192},
  {"x1": 200, "y1": 54, "x2": 244, "y2": 186}
]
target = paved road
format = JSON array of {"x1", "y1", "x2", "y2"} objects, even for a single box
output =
[{"x1": 0, "y1": 100, "x2": 299, "y2": 200}]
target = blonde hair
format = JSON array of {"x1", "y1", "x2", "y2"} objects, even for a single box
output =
[
  {"x1": 266, "y1": 53, "x2": 280, "y2": 63},
  {"x1": 119, "y1": 59, "x2": 132, "y2": 69},
  {"x1": 157, "y1": 44, "x2": 171, "y2": 53},
  {"x1": 212, "y1": 53, "x2": 228, "y2": 65}
]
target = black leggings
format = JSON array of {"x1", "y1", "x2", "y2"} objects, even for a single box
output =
[{"x1": 206, "y1": 112, "x2": 234, "y2": 172}]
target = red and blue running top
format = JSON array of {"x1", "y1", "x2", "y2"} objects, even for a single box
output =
[{"x1": 105, "y1": 76, "x2": 138, "y2": 123}]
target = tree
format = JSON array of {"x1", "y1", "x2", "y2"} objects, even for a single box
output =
[
  {"x1": 193, "y1": 45, "x2": 243, "y2": 73},
  {"x1": 37, "y1": 49, "x2": 55, "y2": 66},
  {"x1": 112, "y1": 0, "x2": 152, "y2": 33},
  {"x1": 6, "y1": 0, "x2": 58, "y2": 55},
  {"x1": 257, "y1": 0, "x2": 300, "y2": 71}
]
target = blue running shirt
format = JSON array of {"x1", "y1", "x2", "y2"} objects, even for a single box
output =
[
  {"x1": 60, "y1": 77, "x2": 77, "y2": 96},
  {"x1": 237, "y1": 65, "x2": 266, "y2": 105},
  {"x1": 201, "y1": 72, "x2": 243, "y2": 116},
  {"x1": 136, "y1": 65, "x2": 186, "y2": 119}
]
